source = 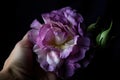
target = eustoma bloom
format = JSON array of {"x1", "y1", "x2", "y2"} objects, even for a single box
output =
[{"x1": 29, "y1": 7, "x2": 90, "y2": 78}]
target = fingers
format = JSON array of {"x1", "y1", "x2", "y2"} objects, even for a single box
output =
[
  {"x1": 0, "y1": 32, "x2": 34, "y2": 80},
  {"x1": 2, "y1": 32, "x2": 33, "y2": 73},
  {"x1": 0, "y1": 71, "x2": 13, "y2": 80},
  {"x1": 46, "y1": 72, "x2": 57, "y2": 80}
]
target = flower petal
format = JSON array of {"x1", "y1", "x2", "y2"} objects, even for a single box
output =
[
  {"x1": 77, "y1": 37, "x2": 90, "y2": 48},
  {"x1": 29, "y1": 29, "x2": 39, "y2": 44},
  {"x1": 66, "y1": 63, "x2": 74, "y2": 77},
  {"x1": 60, "y1": 36, "x2": 79, "y2": 58},
  {"x1": 37, "y1": 24, "x2": 51, "y2": 47},
  {"x1": 65, "y1": 62, "x2": 81, "y2": 77},
  {"x1": 67, "y1": 37, "x2": 90, "y2": 63},
  {"x1": 35, "y1": 47, "x2": 49, "y2": 71},
  {"x1": 64, "y1": 13, "x2": 77, "y2": 26},
  {"x1": 54, "y1": 31, "x2": 68, "y2": 45},
  {"x1": 47, "y1": 51, "x2": 60, "y2": 71},
  {"x1": 39, "y1": 24, "x2": 51, "y2": 40},
  {"x1": 78, "y1": 24, "x2": 83, "y2": 36},
  {"x1": 67, "y1": 47, "x2": 87, "y2": 63},
  {"x1": 42, "y1": 28, "x2": 55, "y2": 47},
  {"x1": 30, "y1": 19, "x2": 42, "y2": 29}
]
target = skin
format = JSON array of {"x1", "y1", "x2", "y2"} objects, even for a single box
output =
[{"x1": 0, "y1": 32, "x2": 57, "y2": 80}]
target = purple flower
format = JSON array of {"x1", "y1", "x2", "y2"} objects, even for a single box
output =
[{"x1": 29, "y1": 7, "x2": 90, "y2": 78}]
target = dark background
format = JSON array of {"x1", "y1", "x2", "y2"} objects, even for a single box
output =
[{"x1": 1, "y1": 0, "x2": 120, "y2": 80}]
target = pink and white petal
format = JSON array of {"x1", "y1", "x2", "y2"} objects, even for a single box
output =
[
  {"x1": 66, "y1": 15, "x2": 77, "y2": 26},
  {"x1": 42, "y1": 28, "x2": 55, "y2": 46},
  {"x1": 60, "y1": 36, "x2": 79, "y2": 58},
  {"x1": 47, "y1": 51, "x2": 60, "y2": 65},
  {"x1": 35, "y1": 48, "x2": 50, "y2": 71},
  {"x1": 47, "y1": 51, "x2": 60, "y2": 71},
  {"x1": 42, "y1": 14, "x2": 51, "y2": 24},
  {"x1": 28, "y1": 29, "x2": 39, "y2": 44},
  {"x1": 33, "y1": 44, "x2": 40, "y2": 53},
  {"x1": 60, "y1": 45, "x2": 73, "y2": 59},
  {"x1": 35, "y1": 47, "x2": 47, "y2": 57},
  {"x1": 39, "y1": 24, "x2": 51, "y2": 41},
  {"x1": 64, "y1": 25, "x2": 76, "y2": 36},
  {"x1": 30, "y1": 19, "x2": 42, "y2": 29},
  {"x1": 36, "y1": 27, "x2": 55, "y2": 49},
  {"x1": 54, "y1": 31, "x2": 67, "y2": 45},
  {"x1": 37, "y1": 24, "x2": 51, "y2": 47}
]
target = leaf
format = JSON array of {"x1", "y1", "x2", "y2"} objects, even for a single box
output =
[
  {"x1": 96, "y1": 21, "x2": 113, "y2": 47},
  {"x1": 87, "y1": 17, "x2": 100, "y2": 32},
  {"x1": 87, "y1": 23, "x2": 96, "y2": 32}
]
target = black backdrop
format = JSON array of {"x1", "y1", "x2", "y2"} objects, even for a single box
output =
[{"x1": 0, "y1": 0, "x2": 120, "y2": 79}]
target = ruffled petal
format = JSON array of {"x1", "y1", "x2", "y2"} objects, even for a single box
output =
[
  {"x1": 39, "y1": 24, "x2": 51, "y2": 40},
  {"x1": 65, "y1": 62, "x2": 81, "y2": 77},
  {"x1": 29, "y1": 29, "x2": 39, "y2": 44},
  {"x1": 77, "y1": 37, "x2": 90, "y2": 48},
  {"x1": 67, "y1": 47, "x2": 87, "y2": 64},
  {"x1": 67, "y1": 37, "x2": 90, "y2": 63},
  {"x1": 78, "y1": 24, "x2": 83, "y2": 36},
  {"x1": 60, "y1": 36, "x2": 79, "y2": 58},
  {"x1": 30, "y1": 19, "x2": 42, "y2": 29},
  {"x1": 34, "y1": 47, "x2": 49, "y2": 71},
  {"x1": 54, "y1": 30, "x2": 68, "y2": 45},
  {"x1": 64, "y1": 12, "x2": 77, "y2": 26},
  {"x1": 66, "y1": 63, "x2": 75, "y2": 77},
  {"x1": 47, "y1": 51, "x2": 60, "y2": 71},
  {"x1": 37, "y1": 24, "x2": 51, "y2": 48},
  {"x1": 42, "y1": 28, "x2": 55, "y2": 47}
]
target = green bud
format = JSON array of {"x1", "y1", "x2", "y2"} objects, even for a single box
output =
[{"x1": 96, "y1": 21, "x2": 113, "y2": 47}]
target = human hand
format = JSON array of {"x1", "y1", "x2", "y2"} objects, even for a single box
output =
[{"x1": 0, "y1": 32, "x2": 57, "y2": 80}]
